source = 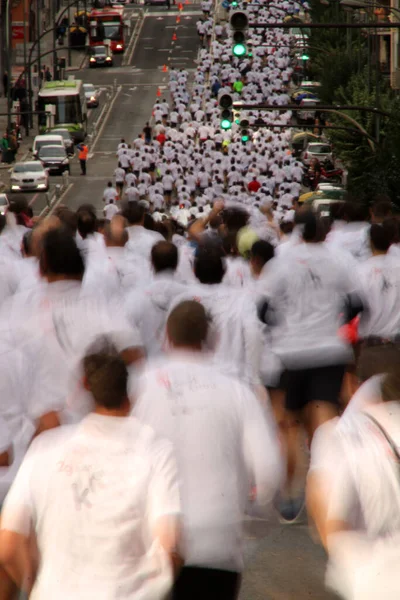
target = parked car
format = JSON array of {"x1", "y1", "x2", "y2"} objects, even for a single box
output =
[
  {"x1": 83, "y1": 83, "x2": 100, "y2": 108},
  {"x1": 9, "y1": 162, "x2": 49, "y2": 192},
  {"x1": 32, "y1": 134, "x2": 64, "y2": 159},
  {"x1": 0, "y1": 193, "x2": 10, "y2": 214},
  {"x1": 89, "y1": 45, "x2": 113, "y2": 67},
  {"x1": 50, "y1": 128, "x2": 75, "y2": 156},
  {"x1": 38, "y1": 145, "x2": 70, "y2": 175},
  {"x1": 301, "y1": 142, "x2": 333, "y2": 166}
]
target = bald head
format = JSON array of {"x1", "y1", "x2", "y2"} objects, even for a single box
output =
[
  {"x1": 167, "y1": 300, "x2": 208, "y2": 350},
  {"x1": 104, "y1": 216, "x2": 128, "y2": 247}
]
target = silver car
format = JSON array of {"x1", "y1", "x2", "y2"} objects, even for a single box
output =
[
  {"x1": 301, "y1": 142, "x2": 334, "y2": 166},
  {"x1": 9, "y1": 161, "x2": 49, "y2": 192},
  {"x1": 83, "y1": 83, "x2": 100, "y2": 108}
]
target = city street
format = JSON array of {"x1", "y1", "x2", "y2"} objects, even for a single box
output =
[
  {"x1": 55, "y1": 6, "x2": 334, "y2": 598},
  {"x1": 58, "y1": 7, "x2": 200, "y2": 214}
]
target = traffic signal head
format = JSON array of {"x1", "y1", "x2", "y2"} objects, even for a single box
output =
[
  {"x1": 221, "y1": 111, "x2": 233, "y2": 130},
  {"x1": 301, "y1": 54, "x2": 310, "y2": 61},
  {"x1": 240, "y1": 119, "x2": 250, "y2": 141},
  {"x1": 218, "y1": 91, "x2": 234, "y2": 130},
  {"x1": 230, "y1": 11, "x2": 248, "y2": 58},
  {"x1": 233, "y1": 31, "x2": 246, "y2": 57}
]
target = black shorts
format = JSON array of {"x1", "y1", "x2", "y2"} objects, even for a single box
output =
[{"x1": 283, "y1": 365, "x2": 346, "y2": 412}]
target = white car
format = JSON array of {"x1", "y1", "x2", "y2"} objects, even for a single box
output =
[
  {"x1": 9, "y1": 162, "x2": 49, "y2": 193},
  {"x1": 83, "y1": 83, "x2": 100, "y2": 108}
]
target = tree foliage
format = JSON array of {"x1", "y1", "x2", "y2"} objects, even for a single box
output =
[{"x1": 307, "y1": 0, "x2": 400, "y2": 205}]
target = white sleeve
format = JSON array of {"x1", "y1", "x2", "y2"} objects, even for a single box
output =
[
  {"x1": 239, "y1": 384, "x2": 283, "y2": 509},
  {"x1": 147, "y1": 436, "x2": 181, "y2": 528},
  {"x1": 0, "y1": 415, "x2": 11, "y2": 454}
]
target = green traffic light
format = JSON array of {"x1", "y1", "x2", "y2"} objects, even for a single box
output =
[
  {"x1": 301, "y1": 54, "x2": 310, "y2": 61},
  {"x1": 241, "y1": 135, "x2": 249, "y2": 142},
  {"x1": 221, "y1": 119, "x2": 232, "y2": 130},
  {"x1": 233, "y1": 43, "x2": 247, "y2": 57},
  {"x1": 231, "y1": 1, "x2": 238, "y2": 6}
]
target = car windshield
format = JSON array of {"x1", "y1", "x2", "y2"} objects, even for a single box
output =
[
  {"x1": 13, "y1": 163, "x2": 44, "y2": 173},
  {"x1": 84, "y1": 84, "x2": 95, "y2": 92},
  {"x1": 309, "y1": 145, "x2": 331, "y2": 154},
  {"x1": 94, "y1": 46, "x2": 107, "y2": 55},
  {"x1": 103, "y1": 23, "x2": 120, "y2": 40},
  {"x1": 39, "y1": 147, "x2": 65, "y2": 157},
  {"x1": 0, "y1": 195, "x2": 8, "y2": 206},
  {"x1": 52, "y1": 130, "x2": 70, "y2": 141},
  {"x1": 35, "y1": 140, "x2": 62, "y2": 151}
]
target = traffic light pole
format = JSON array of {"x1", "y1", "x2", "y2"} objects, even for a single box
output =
[
  {"x1": 243, "y1": 123, "x2": 379, "y2": 145},
  {"x1": 232, "y1": 104, "x2": 392, "y2": 118},
  {"x1": 248, "y1": 21, "x2": 400, "y2": 29}
]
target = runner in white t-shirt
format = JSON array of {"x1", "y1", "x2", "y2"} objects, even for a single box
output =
[
  {"x1": 0, "y1": 341, "x2": 181, "y2": 600},
  {"x1": 102, "y1": 181, "x2": 118, "y2": 204},
  {"x1": 134, "y1": 300, "x2": 282, "y2": 600},
  {"x1": 103, "y1": 199, "x2": 119, "y2": 220}
]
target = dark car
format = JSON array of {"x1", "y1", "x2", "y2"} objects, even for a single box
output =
[
  {"x1": 89, "y1": 45, "x2": 114, "y2": 67},
  {"x1": 38, "y1": 145, "x2": 70, "y2": 175}
]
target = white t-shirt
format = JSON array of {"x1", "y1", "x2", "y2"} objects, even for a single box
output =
[
  {"x1": 103, "y1": 187, "x2": 118, "y2": 204},
  {"x1": 356, "y1": 254, "x2": 400, "y2": 338},
  {"x1": 311, "y1": 402, "x2": 400, "y2": 600},
  {"x1": 172, "y1": 283, "x2": 262, "y2": 384},
  {"x1": 1, "y1": 414, "x2": 180, "y2": 600},
  {"x1": 133, "y1": 353, "x2": 282, "y2": 571},
  {"x1": 103, "y1": 203, "x2": 119, "y2": 220},
  {"x1": 260, "y1": 243, "x2": 355, "y2": 368}
]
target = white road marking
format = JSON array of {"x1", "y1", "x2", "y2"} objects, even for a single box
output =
[
  {"x1": 46, "y1": 183, "x2": 74, "y2": 216},
  {"x1": 28, "y1": 192, "x2": 39, "y2": 206},
  {"x1": 90, "y1": 86, "x2": 122, "y2": 154}
]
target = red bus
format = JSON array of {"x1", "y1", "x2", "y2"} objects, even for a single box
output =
[{"x1": 89, "y1": 8, "x2": 125, "y2": 53}]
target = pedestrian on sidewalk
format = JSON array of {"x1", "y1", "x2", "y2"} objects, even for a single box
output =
[
  {"x1": 45, "y1": 67, "x2": 52, "y2": 82},
  {"x1": 0, "y1": 133, "x2": 9, "y2": 163},
  {"x1": 77, "y1": 142, "x2": 89, "y2": 175},
  {"x1": 2, "y1": 71, "x2": 8, "y2": 97}
]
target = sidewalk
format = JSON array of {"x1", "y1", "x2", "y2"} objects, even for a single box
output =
[{"x1": 0, "y1": 42, "x2": 87, "y2": 169}]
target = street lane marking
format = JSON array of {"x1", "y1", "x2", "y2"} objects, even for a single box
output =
[
  {"x1": 90, "y1": 86, "x2": 122, "y2": 154},
  {"x1": 46, "y1": 183, "x2": 74, "y2": 217},
  {"x1": 28, "y1": 192, "x2": 39, "y2": 206}
]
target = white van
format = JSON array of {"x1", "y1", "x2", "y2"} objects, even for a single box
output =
[{"x1": 32, "y1": 134, "x2": 64, "y2": 159}]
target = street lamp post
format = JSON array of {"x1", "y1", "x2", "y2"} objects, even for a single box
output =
[{"x1": 6, "y1": 0, "x2": 11, "y2": 133}]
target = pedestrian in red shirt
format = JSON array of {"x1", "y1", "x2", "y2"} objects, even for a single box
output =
[
  {"x1": 156, "y1": 132, "x2": 166, "y2": 146},
  {"x1": 248, "y1": 176, "x2": 261, "y2": 193}
]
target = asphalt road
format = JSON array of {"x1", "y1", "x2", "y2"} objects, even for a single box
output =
[
  {"x1": 58, "y1": 5, "x2": 200, "y2": 214},
  {"x1": 31, "y1": 6, "x2": 337, "y2": 598}
]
